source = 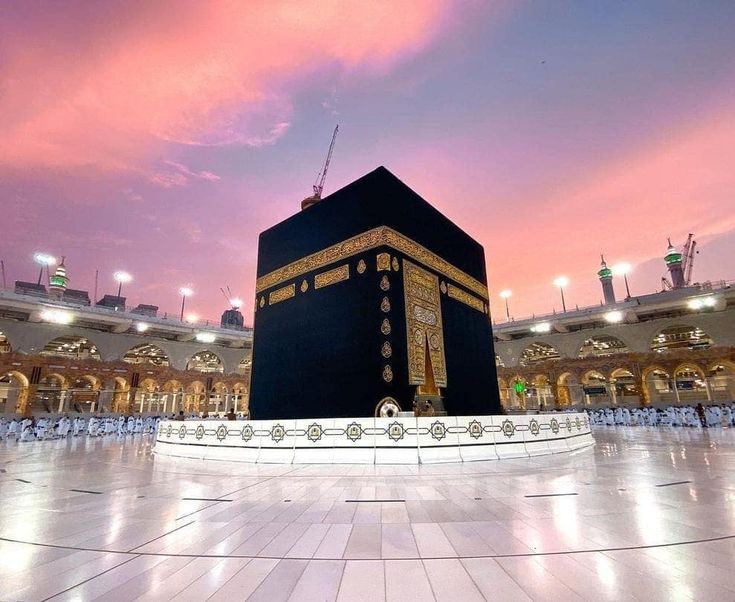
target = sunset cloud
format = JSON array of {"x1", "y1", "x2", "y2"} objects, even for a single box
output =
[{"x1": 0, "y1": 1, "x2": 452, "y2": 173}]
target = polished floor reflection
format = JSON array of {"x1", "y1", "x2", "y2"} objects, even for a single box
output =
[{"x1": 1, "y1": 427, "x2": 735, "y2": 601}]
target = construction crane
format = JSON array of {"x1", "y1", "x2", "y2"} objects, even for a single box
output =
[
  {"x1": 682, "y1": 233, "x2": 697, "y2": 285},
  {"x1": 661, "y1": 233, "x2": 698, "y2": 290},
  {"x1": 301, "y1": 125, "x2": 339, "y2": 210}
]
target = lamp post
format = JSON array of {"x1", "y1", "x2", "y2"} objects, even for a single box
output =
[
  {"x1": 179, "y1": 287, "x2": 193, "y2": 321},
  {"x1": 33, "y1": 253, "x2": 56, "y2": 285},
  {"x1": 612, "y1": 262, "x2": 632, "y2": 299},
  {"x1": 553, "y1": 276, "x2": 569, "y2": 313},
  {"x1": 499, "y1": 289, "x2": 512, "y2": 321},
  {"x1": 113, "y1": 271, "x2": 132, "y2": 299}
]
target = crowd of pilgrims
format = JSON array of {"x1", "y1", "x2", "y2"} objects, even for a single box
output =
[
  {"x1": 0, "y1": 414, "x2": 163, "y2": 442},
  {"x1": 587, "y1": 403, "x2": 735, "y2": 428}
]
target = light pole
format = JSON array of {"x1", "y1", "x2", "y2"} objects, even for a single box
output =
[
  {"x1": 499, "y1": 289, "x2": 512, "y2": 321},
  {"x1": 179, "y1": 287, "x2": 193, "y2": 321},
  {"x1": 553, "y1": 276, "x2": 569, "y2": 313},
  {"x1": 33, "y1": 253, "x2": 56, "y2": 285},
  {"x1": 612, "y1": 262, "x2": 632, "y2": 299},
  {"x1": 113, "y1": 271, "x2": 132, "y2": 299}
]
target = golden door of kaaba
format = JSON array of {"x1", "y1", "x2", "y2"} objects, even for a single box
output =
[{"x1": 402, "y1": 259, "x2": 448, "y2": 393}]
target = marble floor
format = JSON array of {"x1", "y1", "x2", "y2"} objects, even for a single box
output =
[{"x1": 1, "y1": 427, "x2": 735, "y2": 601}]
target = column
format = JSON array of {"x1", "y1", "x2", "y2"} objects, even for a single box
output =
[
  {"x1": 234, "y1": 394, "x2": 239, "y2": 414},
  {"x1": 161, "y1": 394, "x2": 168, "y2": 414},
  {"x1": 703, "y1": 377, "x2": 712, "y2": 402},
  {"x1": 57, "y1": 389, "x2": 68, "y2": 413},
  {"x1": 673, "y1": 379, "x2": 681, "y2": 404},
  {"x1": 139, "y1": 393, "x2": 145, "y2": 413}
]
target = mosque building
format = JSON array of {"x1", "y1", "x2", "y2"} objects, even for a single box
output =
[
  {"x1": 494, "y1": 239, "x2": 735, "y2": 410},
  {"x1": 0, "y1": 258, "x2": 252, "y2": 416}
]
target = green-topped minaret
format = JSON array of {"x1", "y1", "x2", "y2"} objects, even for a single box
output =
[
  {"x1": 664, "y1": 238, "x2": 685, "y2": 288},
  {"x1": 48, "y1": 256, "x2": 69, "y2": 300},
  {"x1": 598, "y1": 254, "x2": 615, "y2": 305}
]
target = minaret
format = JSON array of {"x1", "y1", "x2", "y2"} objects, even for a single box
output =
[
  {"x1": 598, "y1": 255, "x2": 615, "y2": 305},
  {"x1": 48, "y1": 256, "x2": 69, "y2": 300},
  {"x1": 664, "y1": 238, "x2": 685, "y2": 288}
]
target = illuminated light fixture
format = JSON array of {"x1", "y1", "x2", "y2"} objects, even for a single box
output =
[
  {"x1": 195, "y1": 332, "x2": 216, "y2": 343},
  {"x1": 34, "y1": 252, "x2": 57, "y2": 285},
  {"x1": 553, "y1": 276, "x2": 569, "y2": 312},
  {"x1": 135, "y1": 322, "x2": 149, "y2": 333},
  {"x1": 687, "y1": 296, "x2": 717, "y2": 310},
  {"x1": 230, "y1": 297, "x2": 243, "y2": 309},
  {"x1": 531, "y1": 322, "x2": 551, "y2": 334},
  {"x1": 179, "y1": 286, "x2": 193, "y2": 321},
  {"x1": 40, "y1": 309, "x2": 73, "y2": 325},
  {"x1": 612, "y1": 262, "x2": 633, "y2": 298},
  {"x1": 186, "y1": 313, "x2": 198, "y2": 323},
  {"x1": 499, "y1": 289, "x2": 512, "y2": 321},
  {"x1": 113, "y1": 270, "x2": 132, "y2": 300},
  {"x1": 604, "y1": 310, "x2": 624, "y2": 324}
]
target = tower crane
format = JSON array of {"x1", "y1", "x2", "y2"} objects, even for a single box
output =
[
  {"x1": 682, "y1": 233, "x2": 697, "y2": 285},
  {"x1": 301, "y1": 125, "x2": 339, "y2": 210}
]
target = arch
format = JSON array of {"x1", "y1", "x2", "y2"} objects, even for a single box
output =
[
  {"x1": 708, "y1": 361, "x2": 735, "y2": 401},
  {"x1": 642, "y1": 365, "x2": 673, "y2": 405},
  {"x1": 528, "y1": 374, "x2": 554, "y2": 409},
  {"x1": 0, "y1": 370, "x2": 29, "y2": 414},
  {"x1": 34, "y1": 373, "x2": 69, "y2": 414},
  {"x1": 650, "y1": 324, "x2": 713, "y2": 353},
  {"x1": 581, "y1": 370, "x2": 612, "y2": 406},
  {"x1": 0, "y1": 331, "x2": 10, "y2": 353},
  {"x1": 673, "y1": 363, "x2": 708, "y2": 402},
  {"x1": 68, "y1": 375, "x2": 101, "y2": 412},
  {"x1": 138, "y1": 378, "x2": 159, "y2": 393},
  {"x1": 185, "y1": 380, "x2": 206, "y2": 414},
  {"x1": 134, "y1": 378, "x2": 162, "y2": 414},
  {"x1": 162, "y1": 379, "x2": 184, "y2": 392},
  {"x1": 122, "y1": 343, "x2": 170, "y2": 367},
  {"x1": 581, "y1": 370, "x2": 607, "y2": 385},
  {"x1": 231, "y1": 382, "x2": 249, "y2": 416},
  {"x1": 556, "y1": 371, "x2": 583, "y2": 407},
  {"x1": 186, "y1": 350, "x2": 224, "y2": 373},
  {"x1": 40, "y1": 336, "x2": 101, "y2": 360},
  {"x1": 160, "y1": 380, "x2": 184, "y2": 415},
  {"x1": 111, "y1": 377, "x2": 130, "y2": 413},
  {"x1": 578, "y1": 334, "x2": 629, "y2": 358},
  {"x1": 610, "y1": 368, "x2": 640, "y2": 404},
  {"x1": 519, "y1": 342, "x2": 560, "y2": 367}
]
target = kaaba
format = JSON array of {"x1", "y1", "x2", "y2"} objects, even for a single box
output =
[{"x1": 249, "y1": 167, "x2": 502, "y2": 420}]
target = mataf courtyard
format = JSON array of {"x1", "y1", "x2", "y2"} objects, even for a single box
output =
[{"x1": 1, "y1": 428, "x2": 735, "y2": 601}]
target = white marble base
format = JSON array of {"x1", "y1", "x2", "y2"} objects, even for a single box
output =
[{"x1": 153, "y1": 412, "x2": 593, "y2": 464}]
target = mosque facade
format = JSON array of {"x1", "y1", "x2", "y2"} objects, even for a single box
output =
[
  {"x1": 494, "y1": 257, "x2": 735, "y2": 410},
  {"x1": 0, "y1": 287, "x2": 252, "y2": 416}
]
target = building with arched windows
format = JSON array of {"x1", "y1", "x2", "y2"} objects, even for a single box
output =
[
  {"x1": 0, "y1": 289, "x2": 252, "y2": 416},
  {"x1": 494, "y1": 282, "x2": 735, "y2": 410}
]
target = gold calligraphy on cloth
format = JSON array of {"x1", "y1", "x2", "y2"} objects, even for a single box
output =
[
  {"x1": 314, "y1": 264, "x2": 350, "y2": 289},
  {"x1": 255, "y1": 227, "x2": 488, "y2": 300},
  {"x1": 403, "y1": 260, "x2": 447, "y2": 388}
]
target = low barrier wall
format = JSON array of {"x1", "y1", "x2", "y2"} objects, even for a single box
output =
[{"x1": 153, "y1": 412, "x2": 593, "y2": 464}]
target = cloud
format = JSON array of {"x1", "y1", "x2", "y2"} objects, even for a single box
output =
[{"x1": 0, "y1": 1, "x2": 453, "y2": 173}]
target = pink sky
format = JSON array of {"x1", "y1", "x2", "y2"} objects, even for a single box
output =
[{"x1": 1, "y1": 1, "x2": 734, "y2": 325}]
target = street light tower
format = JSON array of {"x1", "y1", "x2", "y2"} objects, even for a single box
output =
[
  {"x1": 499, "y1": 289, "x2": 512, "y2": 321},
  {"x1": 33, "y1": 252, "x2": 56, "y2": 285},
  {"x1": 612, "y1": 262, "x2": 632, "y2": 299},
  {"x1": 113, "y1": 271, "x2": 132, "y2": 299},
  {"x1": 553, "y1": 276, "x2": 569, "y2": 312},
  {"x1": 179, "y1": 287, "x2": 193, "y2": 321}
]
